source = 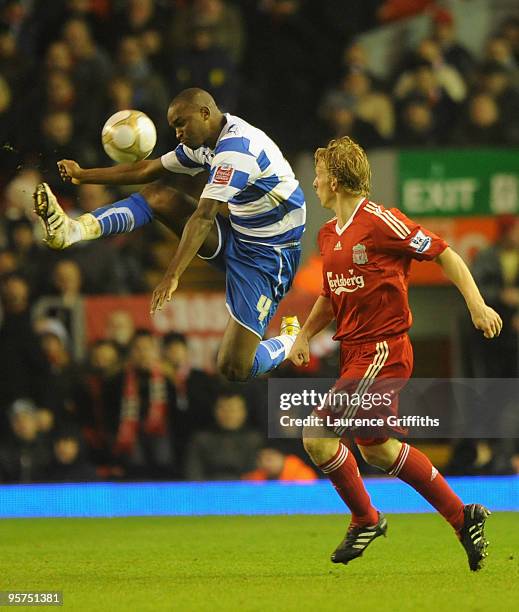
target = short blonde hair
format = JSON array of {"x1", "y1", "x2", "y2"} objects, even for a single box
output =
[{"x1": 315, "y1": 137, "x2": 371, "y2": 196}]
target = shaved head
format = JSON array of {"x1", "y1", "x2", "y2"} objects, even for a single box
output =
[
  {"x1": 167, "y1": 88, "x2": 224, "y2": 149},
  {"x1": 169, "y1": 88, "x2": 219, "y2": 113}
]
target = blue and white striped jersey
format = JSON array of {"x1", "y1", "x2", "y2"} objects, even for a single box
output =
[{"x1": 160, "y1": 114, "x2": 306, "y2": 246}]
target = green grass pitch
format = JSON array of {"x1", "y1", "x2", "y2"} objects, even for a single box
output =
[{"x1": 1, "y1": 513, "x2": 518, "y2": 611}]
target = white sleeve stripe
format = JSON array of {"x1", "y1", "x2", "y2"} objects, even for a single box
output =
[
  {"x1": 366, "y1": 202, "x2": 410, "y2": 235},
  {"x1": 383, "y1": 209, "x2": 411, "y2": 235},
  {"x1": 201, "y1": 184, "x2": 240, "y2": 200},
  {"x1": 364, "y1": 203, "x2": 409, "y2": 237},
  {"x1": 364, "y1": 204, "x2": 408, "y2": 240}
]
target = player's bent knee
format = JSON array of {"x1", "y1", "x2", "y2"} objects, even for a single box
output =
[
  {"x1": 302, "y1": 434, "x2": 339, "y2": 466},
  {"x1": 140, "y1": 183, "x2": 178, "y2": 215},
  {"x1": 358, "y1": 439, "x2": 401, "y2": 470},
  {"x1": 357, "y1": 445, "x2": 384, "y2": 468}
]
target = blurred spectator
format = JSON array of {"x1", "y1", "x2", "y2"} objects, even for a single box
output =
[
  {"x1": 113, "y1": 330, "x2": 177, "y2": 479},
  {"x1": 6, "y1": 218, "x2": 43, "y2": 289},
  {"x1": 45, "y1": 427, "x2": 98, "y2": 482},
  {"x1": 73, "y1": 183, "x2": 112, "y2": 215},
  {"x1": 0, "y1": 73, "x2": 13, "y2": 149},
  {"x1": 1, "y1": 169, "x2": 42, "y2": 222},
  {"x1": 483, "y1": 36, "x2": 519, "y2": 84},
  {"x1": 62, "y1": 17, "x2": 112, "y2": 80},
  {"x1": 0, "y1": 249, "x2": 17, "y2": 276},
  {"x1": 44, "y1": 71, "x2": 76, "y2": 115},
  {"x1": 321, "y1": 68, "x2": 394, "y2": 141},
  {"x1": 185, "y1": 391, "x2": 263, "y2": 480},
  {"x1": 170, "y1": 0, "x2": 245, "y2": 64},
  {"x1": 105, "y1": 75, "x2": 135, "y2": 114},
  {"x1": 38, "y1": 110, "x2": 85, "y2": 193},
  {"x1": 243, "y1": 447, "x2": 317, "y2": 481},
  {"x1": 105, "y1": 309, "x2": 136, "y2": 357},
  {"x1": 467, "y1": 216, "x2": 519, "y2": 378},
  {"x1": 33, "y1": 260, "x2": 83, "y2": 345},
  {"x1": 35, "y1": 406, "x2": 56, "y2": 445},
  {"x1": 44, "y1": 40, "x2": 73, "y2": 74},
  {"x1": 115, "y1": 0, "x2": 167, "y2": 72},
  {"x1": 162, "y1": 332, "x2": 219, "y2": 468},
  {"x1": 115, "y1": 35, "x2": 168, "y2": 127},
  {"x1": 170, "y1": 22, "x2": 238, "y2": 112},
  {"x1": 396, "y1": 96, "x2": 438, "y2": 146},
  {"x1": 451, "y1": 218, "x2": 519, "y2": 475},
  {"x1": 0, "y1": 20, "x2": 31, "y2": 92},
  {"x1": 61, "y1": 17, "x2": 112, "y2": 133},
  {"x1": 81, "y1": 339, "x2": 123, "y2": 465},
  {"x1": 476, "y1": 62, "x2": 519, "y2": 141},
  {"x1": 450, "y1": 93, "x2": 513, "y2": 146},
  {"x1": 431, "y1": 8, "x2": 475, "y2": 77},
  {"x1": 394, "y1": 60, "x2": 461, "y2": 138},
  {"x1": 0, "y1": 274, "x2": 46, "y2": 416},
  {"x1": 51, "y1": 259, "x2": 83, "y2": 306},
  {"x1": 395, "y1": 39, "x2": 466, "y2": 104},
  {"x1": 319, "y1": 102, "x2": 386, "y2": 149},
  {"x1": 38, "y1": 327, "x2": 83, "y2": 426},
  {"x1": 341, "y1": 41, "x2": 387, "y2": 92},
  {"x1": 499, "y1": 15, "x2": 519, "y2": 64},
  {"x1": 0, "y1": 399, "x2": 51, "y2": 483},
  {"x1": 25, "y1": 0, "x2": 109, "y2": 55},
  {"x1": 342, "y1": 41, "x2": 371, "y2": 74}
]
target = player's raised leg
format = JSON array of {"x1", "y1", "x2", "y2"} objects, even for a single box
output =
[
  {"x1": 302, "y1": 424, "x2": 386, "y2": 565},
  {"x1": 33, "y1": 181, "x2": 220, "y2": 259},
  {"x1": 357, "y1": 438, "x2": 490, "y2": 571}
]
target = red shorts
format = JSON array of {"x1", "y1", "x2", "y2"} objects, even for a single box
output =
[{"x1": 319, "y1": 334, "x2": 413, "y2": 445}]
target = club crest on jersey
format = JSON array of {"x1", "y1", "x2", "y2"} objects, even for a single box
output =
[
  {"x1": 213, "y1": 165, "x2": 234, "y2": 185},
  {"x1": 327, "y1": 270, "x2": 365, "y2": 294},
  {"x1": 352, "y1": 243, "x2": 368, "y2": 264}
]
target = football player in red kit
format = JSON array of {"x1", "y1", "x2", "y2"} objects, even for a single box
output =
[{"x1": 289, "y1": 136, "x2": 502, "y2": 571}]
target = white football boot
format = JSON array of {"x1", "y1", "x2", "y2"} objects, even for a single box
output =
[{"x1": 33, "y1": 182, "x2": 100, "y2": 249}]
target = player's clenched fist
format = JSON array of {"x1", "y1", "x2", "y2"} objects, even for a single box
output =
[
  {"x1": 470, "y1": 304, "x2": 503, "y2": 339},
  {"x1": 288, "y1": 332, "x2": 310, "y2": 367},
  {"x1": 58, "y1": 159, "x2": 82, "y2": 184}
]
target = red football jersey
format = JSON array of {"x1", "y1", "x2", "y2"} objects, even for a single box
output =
[{"x1": 319, "y1": 198, "x2": 448, "y2": 344}]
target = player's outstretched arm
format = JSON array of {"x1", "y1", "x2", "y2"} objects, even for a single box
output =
[
  {"x1": 58, "y1": 158, "x2": 168, "y2": 186},
  {"x1": 436, "y1": 246, "x2": 503, "y2": 339},
  {"x1": 288, "y1": 296, "x2": 335, "y2": 366},
  {"x1": 150, "y1": 197, "x2": 220, "y2": 314}
]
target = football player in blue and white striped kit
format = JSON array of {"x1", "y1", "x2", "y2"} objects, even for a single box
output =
[{"x1": 34, "y1": 88, "x2": 305, "y2": 381}]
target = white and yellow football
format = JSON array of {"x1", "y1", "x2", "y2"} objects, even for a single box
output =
[{"x1": 101, "y1": 110, "x2": 157, "y2": 163}]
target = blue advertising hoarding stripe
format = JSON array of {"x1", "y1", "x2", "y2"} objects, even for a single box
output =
[{"x1": 0, "y1": 477, "x2": 517, "y2": 519}]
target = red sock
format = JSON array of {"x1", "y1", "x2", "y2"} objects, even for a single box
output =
[
  {"x1": 389, "y1": 443, "x2": 464, "y2": 531},
  {"x1": 320, "y1": 443, "x2": 379, "y2": 527}
]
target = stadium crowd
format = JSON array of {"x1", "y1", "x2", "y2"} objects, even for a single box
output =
[{"x1": 1, "y1": 0, "x2": 519, "y2": 482}]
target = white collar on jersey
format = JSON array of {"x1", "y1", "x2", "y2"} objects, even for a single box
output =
[{"x1": 335, "y1": 197, "x2": 366, "y2": 236}]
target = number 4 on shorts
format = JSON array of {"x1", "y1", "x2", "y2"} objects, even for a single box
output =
[{"x1": 256, "y1": 295, "x2": 272, "y2": 322}]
